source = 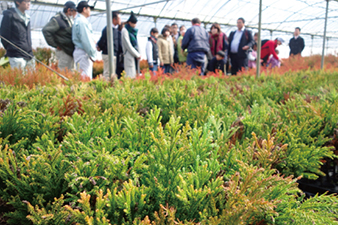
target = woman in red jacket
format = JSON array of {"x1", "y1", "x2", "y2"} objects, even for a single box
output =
[{"x1": 261, "y1": 37, "x2": 284, "y2": 65}]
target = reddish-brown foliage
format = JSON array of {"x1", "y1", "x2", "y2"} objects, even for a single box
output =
[
  {"x1": 93, "y1": 60, "x2": 104, "y2": 78},
  {"x1": 139, "y1": 59, "x2": 149, "y2": 71},
  {"x1": 0, "y1": 64, "x2": 87, "y2": 88},
  {"x1": 50, "y1": 94, "x2": 84, "y2": 120},
  {"x1": 241, "y1": 54, "x2": 338, "y2": 76},
  {"x1": 2, "y1": 54, "x2": 338, "y2": 88}
]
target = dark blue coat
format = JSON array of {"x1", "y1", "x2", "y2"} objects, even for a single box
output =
[
  {"x1": 97, "y1": 26, "x2": 120, "y2": 56},
  {"x1": 182, "y1": 25, "x2": 210, "y2": 54},
  {"x1": 289, "y1": 36, "x2": 305, "y2": 56}
]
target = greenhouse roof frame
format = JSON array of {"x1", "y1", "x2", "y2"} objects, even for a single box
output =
[{"x1": 25, "y1": 0, "x2": 338, "y2": 39}]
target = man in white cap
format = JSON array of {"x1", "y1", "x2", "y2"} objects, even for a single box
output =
[
  {"x1": 260, "y1": 37, "x2": 284, "y2": 65},
  {"x1": 72, "y1": 1, "x2": 97, "y2": 79},
  {"x1": 43, "y1": 1, "x2": 77, "y2": 71}
]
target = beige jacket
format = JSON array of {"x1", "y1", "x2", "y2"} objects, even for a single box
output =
[{"x1": 157, "y1": 35, "x2": 174, "y2": 65}]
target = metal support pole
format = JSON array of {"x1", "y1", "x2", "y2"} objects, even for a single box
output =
[
  {"x1": 270, "y1": 30, "x2": 273, "y2": 40},
  {"x1": 311, "y1": 35, "x2": 314, "y2": 55},
  {"x1": 321, "y1": 0, "x2": 329, "y2": 69},
  {"x1": 154, "y1": 17, "x2": 157, "y2": 28},
  {"x1": 256, "y1": 0, "x2": 263, "y2": 78},
  {"x1": 105, "y1": 0, "x2": 115, "y2": 80}
]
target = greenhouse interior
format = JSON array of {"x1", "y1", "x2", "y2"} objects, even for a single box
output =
[
  {"x1": 1, "y1": 0, "x2": 338, "y2": 224},
  {"x1": 1, "y1": 0, "x2": 338, "y2": 58}
]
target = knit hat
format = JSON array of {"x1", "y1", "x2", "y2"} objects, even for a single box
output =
[
  {"x1": 127, "y1": 11, "x2": 138, "y2": 24},
  {"x1": 216, "y1": 51, "x2": 226, "y2": 58}
]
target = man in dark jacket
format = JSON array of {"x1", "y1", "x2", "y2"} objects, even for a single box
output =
[
  {"x1": 289, "y1": 27, "x2": 305, "y2": 56},
  {"x1": 97, "y1": 11, "x2": 122, "y2": 79},
  {"x1": 42, "y1": 1, "x2": 77, "y2": 70},
  {"x1": 182, "y1": 18, "x2": 209, "y2": 75},
  {"x1": 228, "y1": 17, "x2": 255, "y2": 75},
  {"x1": 0, "y1": 0, "x2": 35, "y2": 70}
]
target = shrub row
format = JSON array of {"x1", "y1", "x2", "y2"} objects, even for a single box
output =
[{"x1": 0, "y1": 70, "x2": 338, "y2": 224}]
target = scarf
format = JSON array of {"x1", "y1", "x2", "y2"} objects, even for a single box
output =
[
  {"x1": 125, "y1": 23, "x2": 138, "y2": 49},
  {"x1": 209, "y1": 32, "x2": 224, "y2": 56},
  {"x1": 149, "y1": 35, "x2": 157, "y2": 44}
]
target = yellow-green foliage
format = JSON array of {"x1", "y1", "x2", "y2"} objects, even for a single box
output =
[{"x1": 1, "y1": 71, "x2": 338, "y2": 224}]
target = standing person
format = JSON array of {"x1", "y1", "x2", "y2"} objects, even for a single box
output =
[
  {"x1": 164, "y1": 24, "x2": 175, "y2": 61},
  {"x1": 182, "y1": 18, "x2": 210, "y2": 75},
  {"x1": 116, "y1": 22, "x2": 126, "y2": 78},
  {"x1": 289, "y1": 27, "x2": 305, "y2": 56},
  {"x1": 228, "y1": 17, "x2": 255, "y2": 75},
  {"x1": 42, "y1": 1, "x2": 77, "y2": 71},
  {"x1": 157, "y1": 27, "x2": 174, "y2": 74},
  {"x1": 171, "y1": 23, "x2": 179, "y2": 64},
  {"x1": 0, "y1": 0, "x2": 35, "y2": 70},
  {"x1": 171, "y1": 23, "x2": 179, "y2": 41},
  {"x1": 97, "y1": 11, "x2": 122, "y2": 80},
  {"x1": 72, "y1": 1, "x2": 97, "y2": 79},
  {"x1": 146, "y1": 28, "x2": 159, "y2": 72},
  {"x1": 209, "y1": 23, "x2": 228, "y2": 58},
  {"x1": 177, "y1": 25, "x2": 187, "y2": 64},
  {"x1": 121, "y1": 11, "x2": 141, "y2": 78},
  {"x1": 261, "y1": 38, "x2": 284, "y2": 65}
]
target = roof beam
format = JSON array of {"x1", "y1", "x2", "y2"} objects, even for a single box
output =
[{"x1": 30, "y1": 1, "x2": 338, "y2": 39}]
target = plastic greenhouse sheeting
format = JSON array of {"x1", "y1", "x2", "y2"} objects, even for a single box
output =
[{"x1": 1, "y1": 0, "x2": 338, "y2": 58}]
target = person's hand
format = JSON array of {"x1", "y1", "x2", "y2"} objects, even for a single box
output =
[
  {"x1": 149, "y1": 64, "x2": 153, "y2": 68},
  {"x1": 279, "y1": 58, "x2": 283, "y2": 63},
  {"x1": 96, "y1": 46, "x2": 101, "y2": 51},
  {"x1": 259, "y1": 59, "x2": 263, "y2": 63},
  {"x1": 170, "y1": 63, "x2": 173, "y2": 67},
  {"x1": 137, "y1": 56, "x2": 141, "y2": 60},
  {"x1": 160, "y1": 62, "x2": 164, "y2": 67},
  {"x1": 57, "y1": 46, "x2": 62, "y2": 50},
  {"x1": 242, "y1": 46, "x2": 249, "y2": 50}
]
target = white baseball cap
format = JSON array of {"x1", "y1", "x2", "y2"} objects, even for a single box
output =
[{"x1": 276, "y1": 37, "x2": 285, "y2": 43}]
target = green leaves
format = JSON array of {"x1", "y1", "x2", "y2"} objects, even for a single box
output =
[{"x1": 0, "y1": 71, "x2": 338, "y2": 224}]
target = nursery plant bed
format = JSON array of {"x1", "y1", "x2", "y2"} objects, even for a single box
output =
[{"x1": 1, "y1": 68, "x2": 338, "y2": 224}]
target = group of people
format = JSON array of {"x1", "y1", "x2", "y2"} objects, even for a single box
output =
[
  {"x1": 0, "y1": 0, "x2": 133, "y2": 79},
  {"x1": 146, "y1": 17, "x2": 305, "y2": 76},
  {"x1": 0, "y1": 0, "x2": 306, "y2": 79}
]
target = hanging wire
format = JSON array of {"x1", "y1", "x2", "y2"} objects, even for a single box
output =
[{"x1": 0, "y1": 34, "x2": 69, "y2": 81}]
